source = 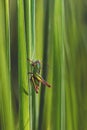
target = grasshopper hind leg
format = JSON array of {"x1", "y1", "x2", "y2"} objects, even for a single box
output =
[
  {"x1": 30, "y1": 76, "x2": 39, "y2": 93},
  {"x1": 28, "y1": 71, "x2": 39, "y2": 93}
]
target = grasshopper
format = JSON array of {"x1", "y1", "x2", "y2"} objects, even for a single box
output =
[{"x1": 28, "y1": 59, "x2": 51, "y2": 93}]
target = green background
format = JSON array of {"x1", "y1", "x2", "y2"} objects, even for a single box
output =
[{"x1": 0, "y1": 0, "x2": 87, "y2": 130}]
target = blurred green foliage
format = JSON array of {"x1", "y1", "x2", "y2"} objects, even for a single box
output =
[{"x1": 0, "y1": 0, "x2": 87, "y2": 130}]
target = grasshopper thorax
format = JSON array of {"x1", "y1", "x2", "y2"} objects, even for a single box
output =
[{"x1": 33, "y1": 60, "x2": 41, "y2": 74}]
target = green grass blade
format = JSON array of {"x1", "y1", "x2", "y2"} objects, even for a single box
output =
[
  {"x1": 24, "y1": 1, "x2": 33, "y2": 130},
  {"x1": 0, "y1": 1, "x2": 14, "y2": 130},
  {"x1": 17, "y1": 0, "x2": 29, "y2": 129},
  {"x1": 64, "y1": 0, "x2": 79, "y2": 129},
  {"x1": 5, "y1": 0, "x2": 10, "y2": 70},
  {"x1": 38, "y1": 1, "x2": 50, "y2": 130},
  {"x1": 37, "y1": 1, "x2": 53, "y2": 130},
  {"x1": 50, "y1": 0, "x2": 65, "y2": 130},
  {"x1": 61, "y1": 0, "x2": 65, "y2": 129},
  {"x1": 24, "y1": 0, "x2": 36, "y2": 129}
]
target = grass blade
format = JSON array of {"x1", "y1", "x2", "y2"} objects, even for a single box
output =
[
  {"x1": 0, "y1": 1, "x2": 14, "y2": 130},
  {"x1": 24, "y1": 0, "x2": 36, "y2": 129},
  {"x1": 17, "y1": 0, "x2": 29, "y2": 129},
  {"x1": 38, "y1": 1, "x2": 50, "y2": 130}
]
